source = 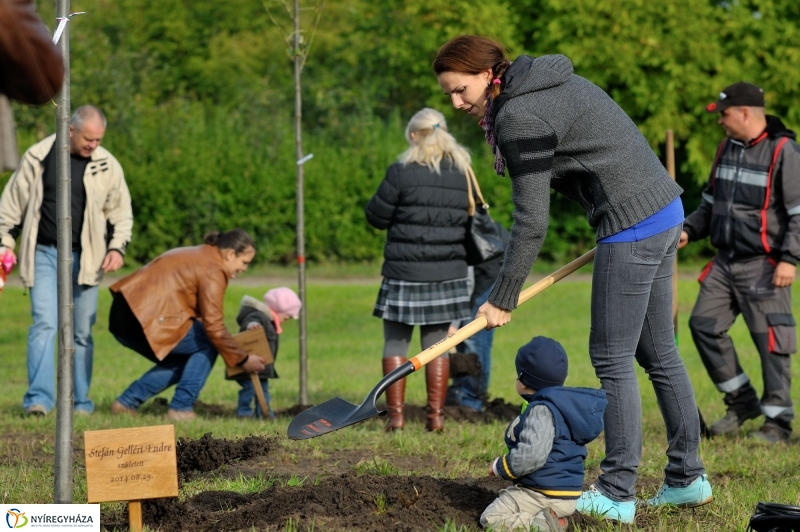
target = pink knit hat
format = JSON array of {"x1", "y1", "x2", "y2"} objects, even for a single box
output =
[{"x1": 263, "y1": 287, "x2": 302, "y2": 319}]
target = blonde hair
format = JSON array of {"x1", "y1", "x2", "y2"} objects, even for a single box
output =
[{"x1": 398, "y1": 108, "x2": 471, "y2": 175}]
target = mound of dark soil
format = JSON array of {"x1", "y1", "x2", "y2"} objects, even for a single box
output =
[{"x1": 177, "y1": 432, "x2": 278, "y2": 478}]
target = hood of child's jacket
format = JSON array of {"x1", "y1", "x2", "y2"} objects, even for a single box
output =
[
  {"x1": 535, "y1": 386, "x2": 607, "y2": 445},
  {"x1": 492, "y1": 54, "x2": 574, "y2": 120},
  {"x1": 239, "y1": 294, "x2": 271, "y2": 315}
]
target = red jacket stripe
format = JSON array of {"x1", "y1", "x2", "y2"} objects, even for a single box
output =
[
  {"x1": 698, "y1": 259, "x2": 715, "y2": 283},
  {"x1": 761, "y1": 138, "x2": 790, "y2": 254}
]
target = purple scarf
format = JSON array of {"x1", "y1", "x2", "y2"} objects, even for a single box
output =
[{"x1": 480, "y1": 88, "x2": 506, "y2": 176}]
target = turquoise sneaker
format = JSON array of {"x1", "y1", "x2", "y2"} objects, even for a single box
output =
[
  {"x1": 646, "y1": 474, "x2": 713, "y2": 507},
  {"x1": 576, "y1": 484, "x2": 636, "y2": 523}
]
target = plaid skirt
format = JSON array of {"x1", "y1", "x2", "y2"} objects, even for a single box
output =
[{"x1": 373, "y1": 277, "x2": 472, "y2": 325}]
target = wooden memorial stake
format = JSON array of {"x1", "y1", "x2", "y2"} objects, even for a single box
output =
[
  {"x1": 228, "y1": 328, "x2": 275, "y2": 417},
  {"x1": 84, "y1": 425, "x2": 179, "y2": 532},
  {"x1": 129, "y1": 500, "x2": 142, "y2": 532}
]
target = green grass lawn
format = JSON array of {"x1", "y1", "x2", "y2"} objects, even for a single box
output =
[{"x1": 0, "y1": 265, "x2": 799, "y2": 531}]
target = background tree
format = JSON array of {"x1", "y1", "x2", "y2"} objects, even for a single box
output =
[{"x1": 4, "y1": 0, "x2": 799, "y2": 266}]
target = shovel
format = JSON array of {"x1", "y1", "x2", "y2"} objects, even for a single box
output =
[{"x1": 287, "y1": 248, "x2": 597, "y2": 440}]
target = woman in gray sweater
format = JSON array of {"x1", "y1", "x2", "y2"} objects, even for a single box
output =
[{"x1": 434, "y1": 36, "x2": 711, "y2": 524}]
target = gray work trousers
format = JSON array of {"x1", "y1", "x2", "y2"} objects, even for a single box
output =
[{"x1": 689, "y1": 255, "x2": 795, "y2": 431}]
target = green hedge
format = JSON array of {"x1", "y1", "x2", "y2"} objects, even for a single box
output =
[
  {"x1": 0, "y1": 100, "x2": 710, "y2": 267},
  {"x1": 10, "y1": 0, "x2": 779, "y2": 266}
]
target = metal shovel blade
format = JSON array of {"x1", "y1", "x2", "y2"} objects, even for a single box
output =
[
  {"x1": 287, "y1": 362, "x2": 415, "y2": 440},
  {"x1": 287, "y1": 397, "x2": 377, "y2": 439}
]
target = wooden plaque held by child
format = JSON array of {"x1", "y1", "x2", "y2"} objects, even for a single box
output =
[{"x1": 226, "y1": 328, "x2": 274, "y2": 378}]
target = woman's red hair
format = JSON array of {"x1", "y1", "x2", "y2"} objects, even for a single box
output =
[{"x1": 433, "y1": 36, "x2": 511, "y2": 98}]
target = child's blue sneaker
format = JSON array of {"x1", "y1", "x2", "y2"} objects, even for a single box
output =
[
  {"x1": 646, "y1": 474, "x2": 713, "y2": 507},
  {"x1": 576, "y1": 484, "x2": 636, "y2": 523}
]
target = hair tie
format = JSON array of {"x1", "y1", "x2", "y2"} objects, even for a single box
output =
[
  {"x1": 492, "y1": 78, "x2": 501, "y2": 85},
  {"x1": 432, "y1": 123, "x2": 440, "y2": 129}
]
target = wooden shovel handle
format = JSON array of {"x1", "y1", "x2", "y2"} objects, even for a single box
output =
[
  {"x1": 409, "y1": 248, "x2": 596, "y2": 370},
  {"x1": 250, "y1": 372, "x2": 270, "y2": 418}
]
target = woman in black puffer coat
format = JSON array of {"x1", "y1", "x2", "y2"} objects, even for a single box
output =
[{"x1": 365, "y1": 107, "x2": 472, "y2": 432}]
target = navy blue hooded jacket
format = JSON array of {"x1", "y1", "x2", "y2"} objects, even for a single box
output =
[{"x1": 495, "y1": 386, "x2": 606, "y2": 499}]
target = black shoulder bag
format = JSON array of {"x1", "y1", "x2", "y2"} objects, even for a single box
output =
[
  {"x1": 748, "y1": 502, "x2": 800, "y2": 532},
  {"x1": 464, "y1": 166, "x2": 509, "y2": 266}
]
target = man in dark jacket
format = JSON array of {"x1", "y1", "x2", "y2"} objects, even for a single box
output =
[{"x1": 681, "y1": 82, "x2": 800, "y2": 444}]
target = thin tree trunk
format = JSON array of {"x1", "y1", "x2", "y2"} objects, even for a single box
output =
[
  {"x1": 294, "y1": 0, "x2": 308, "y2": 406},
  {"x1": 54, "y1": 0, "x2": 74, "y2": 503}
]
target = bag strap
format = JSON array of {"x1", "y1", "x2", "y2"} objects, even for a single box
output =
[
  {"x1": 465, "y1": 166, "x2": 488, "y2": 216},
  {"x1": 756, "y1": 502, "x2": 800, "y2": 516}
]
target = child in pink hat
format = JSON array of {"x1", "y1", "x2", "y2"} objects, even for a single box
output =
[{"x1": 227, "y1": 287, "x2": 301, "y2": 418}]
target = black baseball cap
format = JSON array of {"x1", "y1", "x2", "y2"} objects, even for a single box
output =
[{"x1": 706, "y1": 82, "x2": 765, "y2": 112}]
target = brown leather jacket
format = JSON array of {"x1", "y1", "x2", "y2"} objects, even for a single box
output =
[
  {"x1": 110, "y1": 245, "x2": 248, "y2": 367},
  {"x1": 0, "y1": 0, "x2": 64, "y2": 104}
]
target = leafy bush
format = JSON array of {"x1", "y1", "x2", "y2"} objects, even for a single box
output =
[{"x1": 8, "y1": 0, "x2": 797, "y2": 266}]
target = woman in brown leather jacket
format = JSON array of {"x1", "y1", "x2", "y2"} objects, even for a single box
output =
[{"x1": 108, "y1": 229, "x2": 266, "y2": 422}]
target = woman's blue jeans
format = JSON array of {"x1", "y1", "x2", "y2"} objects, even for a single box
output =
[
  {"x1": 447, "y1": 283, "x2": 495, "y2": 410},
  {"x1": 590, "y1": 225, "x2": 705, "y2": 501},
  {"x1": 115, "y1": 320, "x2": 218, "y2": 412}
]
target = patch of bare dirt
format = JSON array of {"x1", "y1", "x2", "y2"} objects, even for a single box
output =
[
  {"x1": 98, "y1": 432, "x2": 610, "y2": 532},
  {"x1": 137, "y1": 473, "x2": 506, "y2": 531}
]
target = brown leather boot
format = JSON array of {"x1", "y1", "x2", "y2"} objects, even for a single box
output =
[
  {"x1": 425, "y1": 356, "x2": 450, "y2": 432},
  {"x1": 382, "y1": 356, "x2": 407, "y2": 431}
]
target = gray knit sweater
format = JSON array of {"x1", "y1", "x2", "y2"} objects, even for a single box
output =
[{"x1": 489, "y1": 54, "x2": 682, "y2": 310}]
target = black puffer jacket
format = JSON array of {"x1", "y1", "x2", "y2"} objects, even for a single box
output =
[{"x1": 365, "y1": 161, "x2": 469, "y2": 282}]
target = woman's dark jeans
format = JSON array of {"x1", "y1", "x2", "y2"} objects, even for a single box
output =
[{"x1": 590, "y1": 224, "x2": 705, "y2": 500}]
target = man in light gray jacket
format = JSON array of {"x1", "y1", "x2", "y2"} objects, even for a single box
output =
[{"x1": 0, "y1": 105, "x2": 132, "y2": 416}]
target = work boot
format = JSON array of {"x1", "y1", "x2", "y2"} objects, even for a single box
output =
[
  {"x1": 709, "y1": 405, "x2": 761, "y2": 436},
  {"x1": 425, "y1": 357, "x2": 449, "y2": 432},
  {"x1": 382, "y1": 356, "x2": 407, "y2": 431},
  {"x1": 748, "y1": 423, "x2": 790, "y2": 444}
]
